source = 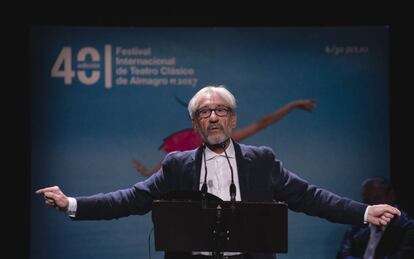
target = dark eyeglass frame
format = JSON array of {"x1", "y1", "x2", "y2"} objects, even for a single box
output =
[{"x1": 196, "y1": 106, "x2": 232, "y2": 118}]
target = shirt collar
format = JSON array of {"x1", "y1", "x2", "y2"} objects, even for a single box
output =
[{"x1": 204, "y1": 139, "x2": 235, "y2": 161}]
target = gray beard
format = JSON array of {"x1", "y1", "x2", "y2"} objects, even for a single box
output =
[
  {"x1": 198, "y1": 123, "x2": 232, "y2": 146},
  {"x1": 206, "y1": 134, "x2": 227, "y2": 145}
]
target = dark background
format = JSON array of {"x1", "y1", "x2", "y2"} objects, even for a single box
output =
[{"x1": 11, "y1": 8, "x2": 412, "y2": 258}]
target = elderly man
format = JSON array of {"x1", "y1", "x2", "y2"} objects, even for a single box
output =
[{"x1": 37, "y1": 85, "x2": 400, "y2": 259}]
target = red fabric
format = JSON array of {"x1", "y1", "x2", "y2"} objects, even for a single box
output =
[{"x1": 159, "y1": 129, "x2": 203, "y2": 153}]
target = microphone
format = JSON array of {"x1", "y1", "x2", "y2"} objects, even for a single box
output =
[{"x1": 221, "y1": 141, "x2": 236, "y2": 202}]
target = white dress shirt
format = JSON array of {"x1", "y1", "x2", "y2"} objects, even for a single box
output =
[
  {"x1": 199, "y1": 139, "x2": 241, "y2": 202},
  {"x1": 196, "y1": 140, "x2": 242, "y2": 256}
]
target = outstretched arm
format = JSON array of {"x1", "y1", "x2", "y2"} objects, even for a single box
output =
[
  {"x1": 232, "y1": 99, "x2": 316, "y2": 141},
  {"x1": 132, "y1": 159, "x2": 162, "y2": 176}
]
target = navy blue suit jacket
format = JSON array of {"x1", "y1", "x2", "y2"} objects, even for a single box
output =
[{"x1": 74, "y1": 141, "x2": 367, "y2": 258}]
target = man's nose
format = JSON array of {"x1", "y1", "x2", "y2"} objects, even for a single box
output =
[{"x1": 209, "y1": 110, "x2": 219, "y2": 122}]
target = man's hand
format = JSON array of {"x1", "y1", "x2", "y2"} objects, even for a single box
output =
[
  {"x1": 35, "y1": 186, "x2": 69, "y2": 212},
  {"x1": 367, "y1": 204, "x2": 401, "y2": 226}
]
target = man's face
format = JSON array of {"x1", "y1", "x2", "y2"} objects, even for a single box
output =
[{"x1": 192, "y1": 93, "x2": 236, "y2": 145}]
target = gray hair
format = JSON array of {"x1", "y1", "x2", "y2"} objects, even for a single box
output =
[{"x1": 188, "y1": 85, "x2": 237, "y2": 119}]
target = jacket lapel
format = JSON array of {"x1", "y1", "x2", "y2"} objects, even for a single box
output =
[
  {"x1": 234, "y1": 141, "x2": 251, "y2": 201},
  {"x1": 190, "y1": 145, "x2": 204, "y2": 191}
]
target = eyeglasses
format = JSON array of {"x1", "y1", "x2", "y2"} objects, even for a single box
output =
[{"x1": 196, "y1": 106, "x2": 232, "y2": 118}]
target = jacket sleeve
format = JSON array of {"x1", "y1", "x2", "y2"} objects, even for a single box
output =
[
  {"x1": 264, "y1": 147, "x2": 367, "y2": 225},
  {"x1": 73, "y1": 154, "x2": 178, "y2": 220}
]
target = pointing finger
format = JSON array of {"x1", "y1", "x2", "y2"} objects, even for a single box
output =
[{"x1": 35, "y1": 186, "x2": 59, "y2": 194}]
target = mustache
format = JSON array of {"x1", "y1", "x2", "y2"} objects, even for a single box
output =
[{"x1": 208, "y1": 123, "x2": 224, "y2": 131}]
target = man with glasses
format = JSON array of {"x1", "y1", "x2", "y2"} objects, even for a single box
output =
[{"x1": 36, "y1": 85, "x2": 401, "y2": 259}]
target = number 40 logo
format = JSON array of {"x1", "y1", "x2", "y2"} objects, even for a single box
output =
[{"x1": 50, "y1": 45, "x2": 112, "y2": 88}]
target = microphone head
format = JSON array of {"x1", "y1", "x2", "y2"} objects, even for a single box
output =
[
  {"x1": 230, "y1": 183, "x2": 236, "y2": 201},
  {"x1": 220, "y1": 138, "x2": 230, "y2": 149},
  {"x1": 224, "y1": 137, "x2": 231, "y2": 145},
  {"x1": 201, "y1": 183, "x2": 208, "y2": 194}
]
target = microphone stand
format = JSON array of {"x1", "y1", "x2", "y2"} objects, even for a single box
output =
[
  {"x1": 212, "y1": 204, "x2": 224, "y2": 259},
  {"x1": 221, "y1": 141, "x2": 237, "y2": 211},
  {"x1": 203, "y1": 140, "x2": 236, "y2": 258},
  {"x1": 201, "y1": 144, "x2": 208, "y2": 210}
]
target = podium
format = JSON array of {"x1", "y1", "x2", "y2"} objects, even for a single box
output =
[{"x1": 151, "y1": 192, "x2": 288, "y2": 255}]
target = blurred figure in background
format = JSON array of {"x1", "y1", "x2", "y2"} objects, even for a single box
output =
[{"x1": 337, "y1": 177, "x2": 414, "y2": 259}]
